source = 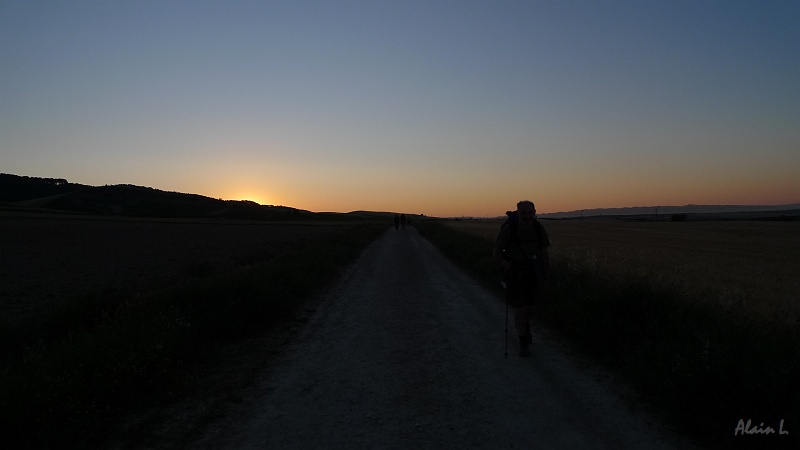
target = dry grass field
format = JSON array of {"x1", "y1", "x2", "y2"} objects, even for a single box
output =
[
  {"x1": 0, "y1": 210, "x2": 353, "y2": 320},
  {"x1": 448, "y1": 218, "x2": 800, "y2": 322}
]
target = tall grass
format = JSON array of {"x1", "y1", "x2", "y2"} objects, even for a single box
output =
[
  {"x1": 416, "y1": 219, "x2": 799, "y2": 450},
  {"x1": 0, "y1": 222, "x2": 386, "y2": 449}
]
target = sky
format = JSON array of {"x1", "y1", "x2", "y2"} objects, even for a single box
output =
[{"x1": 1, "y1": 0, "x2": 798, "y2": 217}]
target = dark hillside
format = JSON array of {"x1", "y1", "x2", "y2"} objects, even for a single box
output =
[
  {"x1": 0, "y1": 174, "x2": 87, "y2": 202},
  {"x1": 0, "y1": 174, "x2": 309, "y2": 220}
]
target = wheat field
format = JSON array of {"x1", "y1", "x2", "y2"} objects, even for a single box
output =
[{"x1": 447, "y1": 218, "x2": 800, "y2": 322}]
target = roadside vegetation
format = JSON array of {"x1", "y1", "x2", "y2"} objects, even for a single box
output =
[
  {"x1": 0, "y1": 221, "x2": 386, "y2": 449},
  {"x1": 416, "y1": 218, "x2": 799, "y2": 450}
]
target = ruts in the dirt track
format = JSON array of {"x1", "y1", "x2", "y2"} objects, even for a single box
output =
[{"x1": 191, "y1": 227, "x2": 699, "y2": 450}]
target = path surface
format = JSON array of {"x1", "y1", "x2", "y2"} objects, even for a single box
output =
[{"x1": 190, "y1": 228, "x2": 698, "y2": 449}]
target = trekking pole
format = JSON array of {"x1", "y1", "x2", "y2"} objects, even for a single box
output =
[{"x1": 503, "y1": 278, "x2": 509, "y2": 359}]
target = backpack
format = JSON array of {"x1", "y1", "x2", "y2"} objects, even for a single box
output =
[
  {"x1": 500, "y1": 210, "x2": 543, "y2": 251},
  {"x1": 499, "y1": 210, "x2": 544, "y2": 287}
]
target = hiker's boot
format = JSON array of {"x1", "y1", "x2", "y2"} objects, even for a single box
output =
[{"x1": 519, "y1": 334, "x2": 531, "y2": 357}]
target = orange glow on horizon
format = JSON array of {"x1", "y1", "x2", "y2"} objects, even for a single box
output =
[
  {"x1": 198, "y1": 166, "x2": 800, "y2": 218},
  {"x1": 230, "y1": 194, "x2": 271, "y2": 206}
]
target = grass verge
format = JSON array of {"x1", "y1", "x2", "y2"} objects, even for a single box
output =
[
  {"x1": 0, "y1": 222, "x2": 386, "y2": 449},
  {"x1": 416, "y1": 219, "x2": 799, "y2": 450}
]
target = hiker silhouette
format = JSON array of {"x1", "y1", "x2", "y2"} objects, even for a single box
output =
[{"x1": 493, "y1": 200, "x2": 551, "y2": 357}]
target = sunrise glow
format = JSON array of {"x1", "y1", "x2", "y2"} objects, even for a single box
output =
[{"x1": 2, "y1": 1, "x2": 798, "y2": 217}]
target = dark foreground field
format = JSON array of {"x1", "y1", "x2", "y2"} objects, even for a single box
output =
[
  {"x1": 1, "y1": 211, "x2": 352, "y2": 319},
  {"x1": 0, "y1": 210, "x2": 386, "y2": 448}
]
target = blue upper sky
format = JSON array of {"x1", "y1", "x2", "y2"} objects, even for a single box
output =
[{"x1": 2, "y1": 0, "x2": 798, "y2": 216}]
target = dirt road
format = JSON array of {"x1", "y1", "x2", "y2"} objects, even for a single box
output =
[{"x1": 189, "y1": 227, "x2": 697, "y2": 449}]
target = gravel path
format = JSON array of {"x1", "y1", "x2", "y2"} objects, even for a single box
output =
[{"x1": 189, "y1": 227, "x2": 699, "y2": 449}]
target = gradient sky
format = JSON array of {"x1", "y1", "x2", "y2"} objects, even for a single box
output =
[{"x1": 2, "y1": 0, "x2": 798, "y2": 217}]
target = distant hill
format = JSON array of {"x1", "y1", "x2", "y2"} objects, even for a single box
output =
[
  {"x1": 540, "y1": 204, "x2": 800, "y2": 220},
  {"x1": 0, "y1": 173, "x2": 310, "y2": 220}
]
